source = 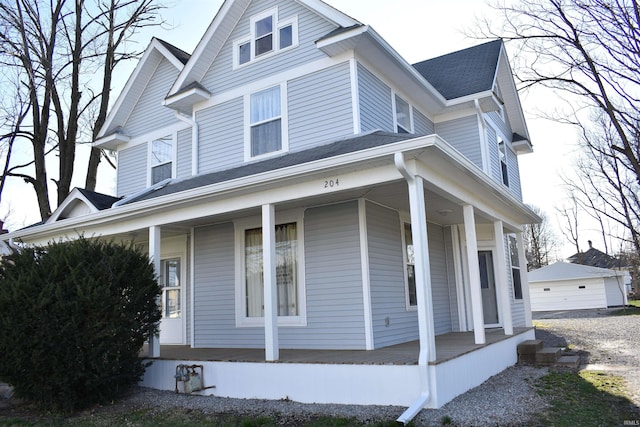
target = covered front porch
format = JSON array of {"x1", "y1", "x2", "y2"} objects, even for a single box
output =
[{"x1": 139, "y1": 327, "x2": 535, "y2": 409}]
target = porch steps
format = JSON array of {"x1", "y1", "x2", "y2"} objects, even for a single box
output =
[{"x1": 517, "y1": 340, "x2": 581, "y2": 369}]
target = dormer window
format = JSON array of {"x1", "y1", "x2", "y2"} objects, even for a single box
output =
[
  {"x1": 234, "y1": 8, "x2": 298, "y2": 68},
  {"x1": 394, "y1": 94, "x2": 413, "y2": 134}
]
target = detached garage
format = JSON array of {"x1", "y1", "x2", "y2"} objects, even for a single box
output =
[{"x1": 528, "y1": 262, "x2": 628, "y2": 312}]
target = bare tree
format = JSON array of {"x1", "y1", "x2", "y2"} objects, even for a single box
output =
[
  {"x1": 524, "y1": 204, "x2": 559, "y2": 270},
  {"x1": 0, "y1": 0, "x2": 165, "y2": 221},
  {"x1": 556, "y1": 193, "x2": 582, "y2": 255}
]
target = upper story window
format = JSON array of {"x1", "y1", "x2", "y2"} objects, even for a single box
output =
[
  {"x1": 234, "y1": 8, "x2": 298, "y2": 68},
  {"x1": 150, "y1": 135, "x2": 173, "y2": 184},
  {"x1": 394, "y1": 94, "x2": 413, "y2": 134},
  {"x1": 498, "y1": 136, "x2": 510, "y2": 187},
  {"x1": 246, "y1": 84, "x2": 288, "y2": 160}
]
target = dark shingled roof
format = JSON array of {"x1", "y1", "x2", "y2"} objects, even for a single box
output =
[
  {"x1": 568, "y1": 242, "x2": 630, "y2": 269},
  {"x1": 76, "y1": 188, "x2": 121, "y2": 211},
  {"x1": 413, "y1": 39, "x2": 502, "y2": 100},
  {"x1": 125, "y1": 131, "x2": 416, "y2": 205},
  {"x1": 155, "y1": 38, "x2": 191, "y2": 65}
]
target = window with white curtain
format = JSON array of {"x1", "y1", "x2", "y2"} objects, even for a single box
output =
[
  {"x1": 150, "y1": 135, "x2": 173, "y2": 184},
  {"x1": 243, "y1": 222, "x2": 300, "y2": 320},
  {"x1": 249, "y1": 86, "x2": 282, "y2": 157},
  {"x1": 394, "y1": 94, "x2": 413, "y2": 134}
]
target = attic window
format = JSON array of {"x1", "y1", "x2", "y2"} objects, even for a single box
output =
[{"x1": 234, "y1": 8, "x2": 298, "y2": 68}]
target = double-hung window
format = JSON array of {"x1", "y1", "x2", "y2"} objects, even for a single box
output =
[
  {"x1": 237, "y1": 215, "x2": 306, "y2": 327},
  {"x1": 235, "y1": 8, "x2": 298, "y2": 67},
  {"x1": 394, "y1": 94, "x2": 413, "y2": 134},
  {"x1": 248, "y1": 85, "x2": 284, "y2": 158},
  {"x1": 498, "y1": 136, "x2": 510, "y2": 187},
  {"x1": 150, "y1": 135, "x2": 173, "y2": 185},
  {"x1": 403, "y1": 223, "x2": 417, "y2": 308},
  {"x1": 161, "y1": 259, "x2": 181, "y2": 319},
  {"x1": 509, "y1": 235, "x2": 523, "y2": 300}
]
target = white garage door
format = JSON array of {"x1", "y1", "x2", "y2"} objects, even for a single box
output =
[{"x1": 530, "y1": 278, "x2": 607, "y2": 311}]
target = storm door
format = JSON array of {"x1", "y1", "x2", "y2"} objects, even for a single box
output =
[
  {"x1": 159, "y1": 258, "x2": 184, "y2": 344},
  {"x1": 478, "y1": 251, "x2": 499, "y2": 325}
]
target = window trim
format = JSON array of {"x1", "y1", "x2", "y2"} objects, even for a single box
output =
[
  {"x1": 232, "y1": 7, "x2": 299, "y2": 69},
  {"x1": 147, "y1": 133, "x2": 176, "y2": 186},
  {"x1": 160, "y1": 257, "x2": 182, "y2": 319},
  {"x1": 234, "y1": 210, "x2": 307, "y2": 327},
  {"x1": 392, "y1": 93, "x2": 414, "y2": 134},
  {"x1": 508, "y1": 234, "x2": 523, "y2": 300},
  {"x1": 244, "y1": 83, "x2": 289, "y2": 161},
  {"x1": 401, "y1": 220, "x2": 418, "y2": 311},
  {"x1": 498, "y1": 135, "x2": 510, "y2": 187}
]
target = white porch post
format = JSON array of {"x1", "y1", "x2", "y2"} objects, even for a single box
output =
[
  {"x1": 516, "y1": 232, "x2": 533, "y2": 327},
  {"x1": 407, "y1": 176, "x2": 436, "y2": 363},
  {"x1": 493, "y1": 221, "x2": 513, "y2": 335},
  {"x1": 262, "y1": 203, "x2": 279, "y2": 361},
  {"x1": 149, "y1": 225, "x2": 161, "y2": 358},
  {"x1": 463, "y1": 204, "x2": 485, "y2": 345}
]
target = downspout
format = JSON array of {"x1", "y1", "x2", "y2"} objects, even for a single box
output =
[
  {"x1": 174, "y1": 111, "x2": 199, "y2": 176},
  {"x1": 394, "y1": 152, "x2": 431, "y2": 425}
]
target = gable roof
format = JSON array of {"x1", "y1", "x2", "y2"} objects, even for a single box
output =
[
  {"x1": 167, "y1": 0, "x2": 360, "y2": 97},
  {"x1": 529, "y1": 262, "x2": 626, "y2": 283},
  {"x1": 46, "y1": 188, "x2": 121, "y2": 224},
  {"x1": 412, "y1": 39, "x2": 502, "y2": 101},
  {"x1": 95, "y1": 38, "x2": 190, "y2": 142}
]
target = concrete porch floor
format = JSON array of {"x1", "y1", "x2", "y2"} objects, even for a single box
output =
[{"x1": 142, "y1": 327, "x2": 532, "y2": 365}]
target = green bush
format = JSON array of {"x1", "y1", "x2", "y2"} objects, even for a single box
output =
[{"x1": 0, "y1": 237, "x2": 161, "y2": 412}]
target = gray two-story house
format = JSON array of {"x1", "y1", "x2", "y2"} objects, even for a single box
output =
[{"x1": 5, "y1": 0, "x2": 539, "y2": 422}]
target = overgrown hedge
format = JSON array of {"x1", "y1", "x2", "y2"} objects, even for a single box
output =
[{"x1": 0, "y1": 237, "x2": 161, "y2": 412}]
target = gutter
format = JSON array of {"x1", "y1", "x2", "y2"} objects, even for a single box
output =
[
  {"x1": 174, "y1": 111, "x2": 200, "y2": 176},
  {"x1": 394, "y1": 151, "x2": 431, "y2": 425}
]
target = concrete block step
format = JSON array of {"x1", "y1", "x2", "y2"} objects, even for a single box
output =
[
  {"x1": 535, "y1": 347, "x2": 562, "y2": 366},
  {"x1": 556, "y1": 355, "x2": 580, "y2": 368},
  {"x1": 517, "y1": 339, "x2": 544, "y2": 355}
]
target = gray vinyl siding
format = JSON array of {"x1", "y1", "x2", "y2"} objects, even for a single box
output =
[
  {"x1": 294, "y1": 201, "x2": 366, "y2": 349},
  {"x1": 116, "y1": 143, "x2": 147, "y2": 197},
  {"x1": 429, "y1": 222, "x2": 454, "y2": 335},
  {"x1": 358, "y1": 64, "x2": 394, "y2": 133},
  {"x1": 507, "y1": 147, "x2": 523, "y2": 200},
  {"x1": 193, "y1": 222, "x2": 265, "y2": 347},
  {"x1": 486, "y1": 111, "x2": 512, "y2": 141},
  {"x1": 367, "y1": 202, "x2": 418, "y2": 348},
  {"x1": 197, "y1": 97, "x2": 244, "y2": 175},
  {"x1": 487, "y1": 127, "x2": 501, "y2": 184},
  {"x1": 435, "y1": 116, "x2": 482, "y2": 168},
  {"x1": 504, "y1": 235, "x2": 526, "y2": 327},
  {"x1": 201, "y1": 0, "x2": 337, "y2": 95},
  {"x1": 443, "y1": 226, "x2": 460, "y2": 332},
  {"x1": 176, "y1": 128, "x2": 192, "y2": 180},
  {"x1": 123, "y1": 59, "x2": 180, "y2": 138},
  {"x1": 185, "y1": 235, "x2": 192, "y2": 345},
  {"x1": 288, "y1": 62, "x2": 354, "y2": 151},
  {"x1": 414, "y1": 109, "x2": 435, "y2": 135}
]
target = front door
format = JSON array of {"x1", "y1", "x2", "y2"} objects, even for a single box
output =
[
  {"x1": 478, "y1": 251, "x2": 499, "y2": 325},
  {"x1": 159, "y1": 258, "x2": 184, "y2": 344}
]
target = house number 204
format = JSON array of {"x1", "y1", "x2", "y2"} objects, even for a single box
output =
[{"x1": 323, "y1": 179, "x2": 340, "y2": 189}]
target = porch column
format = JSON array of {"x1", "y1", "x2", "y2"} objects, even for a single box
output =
[
  {"x1": 407, "y1": 176, "x2": 436, "y2": 363},
  {"x1": 148, "y1": 225, "x2": 161, "y2": 358},
  {"x1": 463, "y1": 205, "x2": 485, "y2": 345},
  {"x1": 262, "y1": 203, "x2": 279, "y2": 361},
  {"x1": 516, "y1": 232, "x2": 533, "y2": 327},
  {"x1": 493, "y1": 221, "x2": 513, "y2": 335}
]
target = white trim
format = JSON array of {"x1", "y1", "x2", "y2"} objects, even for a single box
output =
[
  {"x1": 450, "y1": 225, "x2": 469, "y2": 331},
  {"x1": 296, "y1": 0, "x2": 360, "y2": 27},
  {"x1": 147, "y1": 132, "x2": 177, "y2": 187},
  {"x1": 350, "y1": 58, "x2": 361, "y2": 134},
  {"x1": 392, "y1": 92, "x2": 414, "y2": 134},
  {"x1": 234, "y1": 209, "x2": 307, "y2": 328},
  {"x1": 463, "y1": 204, "x2": 486, "y2": 345},
  {"x1": 262, "y1": 203, "x2": 279, "y2": 361},
  {"x1": 477, "y1": 244, "x2": 502, "y2": 328},
  {"x1": 189, "y1": 227, "x2": 196, "y2": 347},
  {"x1": 116, "y1": 122, "x2": 190, "y2": 152},
  {"x1": 493, "y1": 222, "x2": 513, "y2": 335},
  {"x1": 358, "y1": 199, "x2": 374, "y2": 350}
]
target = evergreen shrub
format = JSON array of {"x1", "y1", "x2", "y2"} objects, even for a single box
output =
[{"x1": 0, "y1": 237, "x2": 161, "y2": 412}]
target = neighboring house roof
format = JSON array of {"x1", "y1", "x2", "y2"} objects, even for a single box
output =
[
  {"x1": 568, "y1": 241, "x2": 630, "y2": 269},
  {"x1": 528, "y1": 262, "x2": 626, "y2": 283},
  {"x1": 412, "y1": 39, "x2": 502, "y2": 101},
  {"x1": 121, "y1": 131, "x2": 416, "y2": 204}
]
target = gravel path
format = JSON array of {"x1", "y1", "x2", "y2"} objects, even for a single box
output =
[{"x1": 533, "y1": 308, "x2": 640, "y2": 406}]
